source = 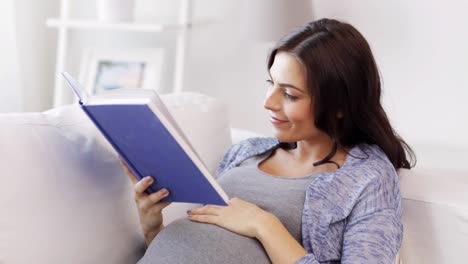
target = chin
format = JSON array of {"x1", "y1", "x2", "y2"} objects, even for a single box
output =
[
  {"x1": 272, "y1": 130, "x2": 297, "y2": 143},
  {"x1": 272, "y1": 126, "x2": 321, "y2": 143}
]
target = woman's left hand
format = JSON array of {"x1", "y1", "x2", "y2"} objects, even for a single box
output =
[{"x1": 187, "y1": 197, "x2": 274, "y2": 238}]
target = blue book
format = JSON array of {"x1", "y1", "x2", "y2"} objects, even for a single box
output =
[{"x1": 62, "y1": 72, "x2": 229, "y2": 206}]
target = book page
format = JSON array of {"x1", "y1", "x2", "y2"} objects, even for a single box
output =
[{"x1": 146, "y1": 95, "x2": 207, "y2": 170}]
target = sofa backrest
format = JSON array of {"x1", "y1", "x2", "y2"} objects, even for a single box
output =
[{"x1": 398, "y1": 168, "x2": 468, "y2": 264}]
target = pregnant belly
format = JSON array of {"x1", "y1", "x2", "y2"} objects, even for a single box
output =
[{"x1": 138, "y1": 218, "x2": 271, "y2": 264}]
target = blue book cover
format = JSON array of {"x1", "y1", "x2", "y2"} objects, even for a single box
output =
[{"x1": 62, "y1": 72, "x2": 229, "y2": 206}]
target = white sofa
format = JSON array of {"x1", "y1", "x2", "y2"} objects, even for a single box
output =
[{"x1": 0, "y1": 92, "x2": 467, "y2": 264}]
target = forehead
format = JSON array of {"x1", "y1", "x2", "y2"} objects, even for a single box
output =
[{"x1": 269, "y1": 51, "x2": 307, "y2": 90}]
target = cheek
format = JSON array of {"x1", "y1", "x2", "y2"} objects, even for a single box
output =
[{"x1": 286, "y1": 102, "x2": 314, "y2": 125}]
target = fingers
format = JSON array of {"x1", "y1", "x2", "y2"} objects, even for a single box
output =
[
  {"x1": 119, "y1": 159, "x2": 138, "y2": 185},
  {"x1": 188, "y1": 214, "x2": 218, "y2": 224},
  {"x1": 138, "y1": 186, "x2": 171, "y2": 213},
  {"x1": 147, "y1": 188, "x2": 169, "y2": 203},
  {"x1": 134, "y1": 176, "x2": 154, "y2": 199},
  {"x1": 189, "y1": 204, "x2": 223, "y2": 216},
  {"x1": 141, "y1": 187, "x2": 169, "y2": 207}
]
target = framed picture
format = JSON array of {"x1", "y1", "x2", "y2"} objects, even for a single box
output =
[{"x1": 80, "y1": 48, "x2": 164, "y2": 95}]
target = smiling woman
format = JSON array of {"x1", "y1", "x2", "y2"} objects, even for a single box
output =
[
  {"x1": 264, "y1": 52, "x2": 325, "y2": 148},
  {"x1": 127, "y1": 18, "x2": 416, "y2": 264}
]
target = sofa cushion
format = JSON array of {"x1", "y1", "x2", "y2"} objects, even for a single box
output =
[
  {"x1": 0, "y1": 92, "x2": 231, "y2": 264},
  {"x1": 398, "y1": 168, "x2": 468, "y2": 263}
]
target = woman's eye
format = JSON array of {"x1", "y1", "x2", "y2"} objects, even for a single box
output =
[
  {"x1": 283, "y1": 92, "x2": 298, "y2": 101},
  {"x1": 266, "y1": 79, "x2": 298, "y2": 101}
]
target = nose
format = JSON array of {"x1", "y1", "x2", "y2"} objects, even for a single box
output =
[{"x1": 263, "y1": 87, "x2": 281, "y2": 111}]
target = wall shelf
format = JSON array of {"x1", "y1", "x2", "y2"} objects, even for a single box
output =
[
  {"x1": 47, "y1": 0, "x2": 192, "y2": 107},
  {"x1": 46, "y1": 18, "x2": 189, "y2": 33}
]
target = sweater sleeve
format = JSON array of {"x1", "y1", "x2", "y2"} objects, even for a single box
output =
[
  {"x1": 295, "y1": 207, "x2": 401, "y2": 264},
  {"x1": 298, "y1": 157, "x2": 402, "y2": 263},
  {"x1": 339, "y1": 164, "x2": 403, "y2": 264},
  {"x1": 296, "y1": 211, "x2": 401, "y2": 263},
  {"x1": 340, "y1": 208, "x2": 402, "y2": 263},
  {"x1": 294, "y1": 253, "x2": 321, "y2": 264},
  {"x1": 214, "y1": 137, "x2": 278, "y2": 179},
  {"x1": 214, "y1": 142, "x2": 243, "y2": 179}
]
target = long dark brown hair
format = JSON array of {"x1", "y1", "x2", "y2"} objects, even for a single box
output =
[{"x1": 268, "y1": 18, "x2": 416, "y2": 169}]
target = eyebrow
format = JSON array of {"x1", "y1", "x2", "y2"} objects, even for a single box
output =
[{"x1": 266, "y1": 78, "x2": 306, "y2": 94}]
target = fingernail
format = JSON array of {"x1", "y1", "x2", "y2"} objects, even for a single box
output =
[
  {"x1": 144, "y1": 176, "x2": 153, "y2": 182},
  {"x1": 161, "y1": 188, "x2": 169, "y2": 195}
]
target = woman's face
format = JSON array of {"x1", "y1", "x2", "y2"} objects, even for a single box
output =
[{"x1": 264, "y1": 51, "x2": 323, "y2": 143}]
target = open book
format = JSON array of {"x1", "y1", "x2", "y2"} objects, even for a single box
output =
[{"x1": 62, "y1": 72, "x2": 229, "y2": 205}]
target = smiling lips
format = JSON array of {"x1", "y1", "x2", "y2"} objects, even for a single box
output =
[{"x1": 270, "y1": 116, "x2": 289, "y2": 125}]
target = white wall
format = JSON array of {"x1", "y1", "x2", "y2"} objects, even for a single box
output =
[
  {"x1": 14, "y1": 0, "x2": 58, "y2": 112},
  {"x1": 0, "y1": 0, "x2": 22, "y2": 112},
  {"x1": 0, "y1": 0, "x2": 58, "y2": 113}
]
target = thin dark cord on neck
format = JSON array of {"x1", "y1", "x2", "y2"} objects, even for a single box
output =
[
  {"x1": 313, "y1": 139, "x2": 339, "y2": 168},
  {"x1": 278, "y1": 140, "x2": 342, "y2": 169},
  {"x1": 315, "y1": 159, "x2": 341, "y2": 169}
]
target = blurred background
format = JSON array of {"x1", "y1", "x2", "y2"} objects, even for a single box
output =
[{"x1": 1, "y1": 0, "x2": 467, "y2": 166}]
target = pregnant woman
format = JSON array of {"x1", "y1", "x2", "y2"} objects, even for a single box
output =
[{"x1": 122, "y1": 18, "x2": 416, "y2": 264}]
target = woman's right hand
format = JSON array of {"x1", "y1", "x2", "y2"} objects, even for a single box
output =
[{"x1": 119, "y1": 159, "x2": 172, "y2": 246}]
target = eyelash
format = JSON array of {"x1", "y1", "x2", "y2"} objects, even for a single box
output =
[
  {"x1": 266, "y1": 79, "x2": 299, "y2": 101},
  {"x1": 283, "y1": 92, "x2": 298, "y2": 101}
]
